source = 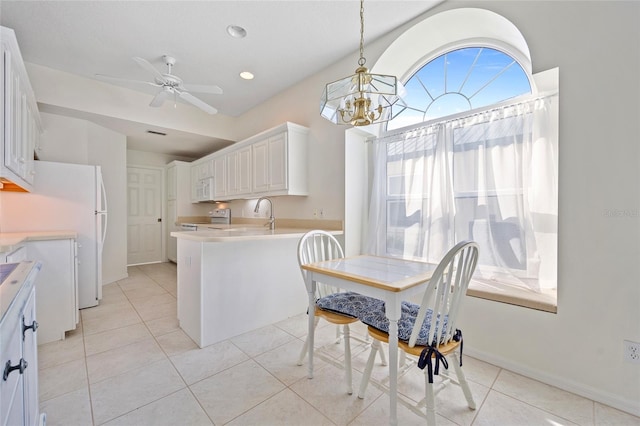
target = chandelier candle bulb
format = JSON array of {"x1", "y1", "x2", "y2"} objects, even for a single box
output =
[{"x1": 320, "y1": 0, "x2": 404, "y2": 127}]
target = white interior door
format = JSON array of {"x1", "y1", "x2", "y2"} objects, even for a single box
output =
[{"x1": 127, "y1": 167, "x2": 163, "y2": 265}]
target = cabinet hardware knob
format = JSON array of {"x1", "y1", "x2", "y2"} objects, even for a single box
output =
[
  {"x1": 3, "y1": 359, "x2": 27, "y2": 381},
  {"x1": 22, "y1": 319, "x2": 39, "y2": 339}
]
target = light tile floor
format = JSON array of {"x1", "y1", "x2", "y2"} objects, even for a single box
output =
[{"x1": 38, "y1": 263, "x2": 639, "y2": 426}]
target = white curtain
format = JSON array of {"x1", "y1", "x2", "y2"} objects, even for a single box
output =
[{"x1": 366, "y1": 94, "x2": 558, "y2": 292}]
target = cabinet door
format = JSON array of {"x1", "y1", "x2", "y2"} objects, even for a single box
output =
[
  {"x1": 268, "y1": 133, "x2": 288, "y2": 191},
  {"x1": 226, "y1": 152, "x2": 238, "y2": 195},
  {"x1": 236, "y1": 146, "x2": 252, "y2": 195},
  {"x1": 167, "y1": 165, "x2": 177, "y2": 201},
  {"x1": 4, "y1": 48, "x2": 23, "y2": 177},
  {"x1": 252, "y1": 139, "x2": 269, "y2": 193},
  {"x1": 196, "y1": 160, "x2": 213, "y2": 180},
  {"x1": 190, "y1": 166, "x2": 200, "y2": 203},
  {"x1": 27, "y1": 239, "x2": 77, "y2": 344},
  {"x1": 0, "y1": 311, "x2": 23, "y2": 426},
  {"x1": 21, "y1": 288, "x2": 39, "y2": 426},
  {"x1": 23, "y1": 104, "x2": 36, "y2": 185},
  {"x1": 213, "y1": 156, "x2": 226, "y2": 198}
]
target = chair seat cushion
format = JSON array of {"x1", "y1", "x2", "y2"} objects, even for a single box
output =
[
  {"x1": 360, "y1": 301, "x2": 448, "y2": 346},
  {"x1": 316, "y1": 292, "x2": 384, "y2": 318}
]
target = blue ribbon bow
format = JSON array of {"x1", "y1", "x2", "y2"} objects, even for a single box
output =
[{"x1": 417, "y1": 329, "x2": 463, "y2": 383}]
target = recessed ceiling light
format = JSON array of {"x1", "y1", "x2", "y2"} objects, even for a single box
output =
[
  {"x1": 240, "y1": 71, "x2": 254, "y2": 80},
  {"x1": 226, "y1": 25, "x2": 247, "y2": 39}
]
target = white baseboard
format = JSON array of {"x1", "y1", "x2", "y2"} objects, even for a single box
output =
[{"x1": 464, "y1": 346, "x2": 640, "y2": 418}]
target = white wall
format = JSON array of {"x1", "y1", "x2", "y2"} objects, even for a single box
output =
[
  {"x1": 126, "y1": 149, "x2": 196, "y2": 168},
  {"x1": 36, "y1": 113, "x2": 89, "y2": 164},
  {"x1": 86, "y1": 124, "x2": 128, "y2": 284}
]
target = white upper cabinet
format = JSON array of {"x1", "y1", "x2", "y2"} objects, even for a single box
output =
[
  {"x1": 192, "y1": 122, "x2": 308, "y2": 202},
  {"x1": 190, "y1": 158, "x2": 215, "y2": 202},
  {"x1": 251, "y1": 123, "x2": 308, "y2": 197},
  {"x1": 0, "y1": 26, "x2": 41, "y2": 192},
  {"x1": 226, "y1": 145, "x2": 251, "y2": 197},
  {"x1": 213, "y1": 155, "x2": 227, "y2": 198}
]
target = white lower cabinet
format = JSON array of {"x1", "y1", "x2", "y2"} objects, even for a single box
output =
[
  {"x1": 26, "y1": 239, "x2": 78, "y2": 344},
  {"x1": 1, "y1": 306, "x2": 24, "y2": 426},
  {"x1": 176, "y1": 236, "x2": 307, "y2": 348},
  {"x1": 0, "y1": 262, "x2": 42, "y2": 426},
  {"x1": 20, "y1": 290, "x2": 38, "y2": 426},
  {"x1": 3, "y1": 245, "x2": 26, "y2": 263}
]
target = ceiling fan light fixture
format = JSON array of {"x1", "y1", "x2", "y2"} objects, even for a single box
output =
[
  {"x1": 226, "y1": 25, "x2": 247, "y2": 39},
  {"x1": 240, "y1": 71, "x2": 254, "y2": 80},
  {"x1": 320, "y1": 0, "x2": 402, "y2": 127}
]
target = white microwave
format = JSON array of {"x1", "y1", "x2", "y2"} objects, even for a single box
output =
[{"x1": 194, "y1": 177, "x2": 215, "y2": 202}]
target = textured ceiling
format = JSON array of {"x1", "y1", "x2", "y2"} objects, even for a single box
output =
[{"x1": 1, "y1": 1, "x2": 441, "y2": 156}]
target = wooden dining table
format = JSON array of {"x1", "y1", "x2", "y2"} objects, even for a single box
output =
[{"x1": 301, "y1": 254, "x2": 438, "y2": 425}]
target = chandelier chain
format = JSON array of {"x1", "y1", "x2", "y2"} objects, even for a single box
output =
[{"x1": 358, "y1": 0, "x2": 366, "y2": 67}]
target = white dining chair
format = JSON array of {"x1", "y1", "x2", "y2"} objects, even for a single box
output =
[
  {"x1": 297, "y1": 230, "x2": 386, "y2": 394},
  {"x1": 357, "y1": 240, "x2": 479, "y2": 424}
]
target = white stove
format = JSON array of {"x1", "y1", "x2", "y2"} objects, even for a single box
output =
[{"x1": 180, "y1": 208, "x2": 231, "y2": 231}]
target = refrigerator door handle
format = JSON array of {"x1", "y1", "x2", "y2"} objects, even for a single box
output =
[
  {"x1": 99, "y1": 212, "x2": 108, "y2": 246},
  {"x1": 99, "y1": 171, "x2": 108, "y2": 214}
]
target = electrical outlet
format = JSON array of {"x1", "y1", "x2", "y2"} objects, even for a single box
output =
[
  {"x1": 313, "y1": 209, "x2": 318, "y2": 217},
  {"x1": 623, "y1": 340, "x2": 640, "y2": 364}
]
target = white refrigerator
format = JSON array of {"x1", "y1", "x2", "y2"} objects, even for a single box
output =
[{"x1": 2, "y1": 161, "x2": 107, "y2": 308}]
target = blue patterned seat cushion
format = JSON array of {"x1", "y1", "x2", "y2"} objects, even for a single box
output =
[
  {"x1": 360, "y1": 301, "x2": 449, "y2": 346},
  {"x1": 316, "y1": 292, "x2": 384, "y2": 318}
]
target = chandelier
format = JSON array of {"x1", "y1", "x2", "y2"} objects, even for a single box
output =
[{"x1": 320, "y1": 0, "x2": 402, "y2": 127}]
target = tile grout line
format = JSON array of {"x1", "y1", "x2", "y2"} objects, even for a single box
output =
[{"x1": 132, "y1": 265, "x2": 218, "y2": 426}]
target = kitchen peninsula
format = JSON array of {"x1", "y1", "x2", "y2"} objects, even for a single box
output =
[{"x1": 171, "y1": 224, "x2": 341, "y2": 348}]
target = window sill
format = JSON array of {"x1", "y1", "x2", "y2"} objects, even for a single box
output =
[{"x1": 467, "y1": 278, "x2": 557, "y2": 313}]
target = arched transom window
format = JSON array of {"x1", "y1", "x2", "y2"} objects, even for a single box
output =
[{"x1": 388, "y1": 47, "x2": 532, "y2": 130}]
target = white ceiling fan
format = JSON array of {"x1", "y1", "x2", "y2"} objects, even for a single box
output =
[{"x1": 96, "y1": 55, "x2": 222, "y2": 114}]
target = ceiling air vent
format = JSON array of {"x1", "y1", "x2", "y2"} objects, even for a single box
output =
[{"x1": 146, "y1": 130, "x2": 167, "y2": 136}]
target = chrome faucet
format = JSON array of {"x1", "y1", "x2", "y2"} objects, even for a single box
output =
[{"x1": 254, "y1": 197, "x2": 275, "y2": 230}]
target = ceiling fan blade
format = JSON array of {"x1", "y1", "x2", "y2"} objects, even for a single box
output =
[
  {"x1": 132, "y1": 57, "x2": 167, "y2": 83},
  {"x1": 149, "y1": 89, "x2": 170, "y2": 107},
  {"x1": 181, "y1": 83, "x2": 223, "y2": 95},
  {"x1": 95, "y1": 74, "x2": 160, "y2": 87},
  {"x1": 178, "y1": 91, "x2": 218, "y2": 115}
]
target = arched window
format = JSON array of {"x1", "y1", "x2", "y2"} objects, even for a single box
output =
[
  {"x1": 366, "y1": 23, "x2": 559, "y2": 308},
  {"x1": 388, "y1": 47, "x2": 532, "y2": 130}
]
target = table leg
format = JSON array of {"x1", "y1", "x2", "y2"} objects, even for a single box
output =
[
  {"x1": 386, "y1": 298, "x2": 401, "y2": 426},
  {"x1": 306, "y1": 275, "x2": 316, "y2": 379}
]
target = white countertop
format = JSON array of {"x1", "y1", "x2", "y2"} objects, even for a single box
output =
[
  {"x1": 0, "y1": 260, "x2": 41, "y2": 323},
  {"x1": 171, "y1": 226, "x2": 342, "y2": 242},
  {"x1": 0, "y1": 230, "x2": 78, "y2": 253}
]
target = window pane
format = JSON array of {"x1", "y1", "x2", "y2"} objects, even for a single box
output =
[{"x1": 388, "y1": 47, "x2": 532, "y2": 129}]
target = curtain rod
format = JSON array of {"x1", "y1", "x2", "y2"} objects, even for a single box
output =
[{"x1": 370, "y1": 90, "x2": 558, "y2": 143}]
